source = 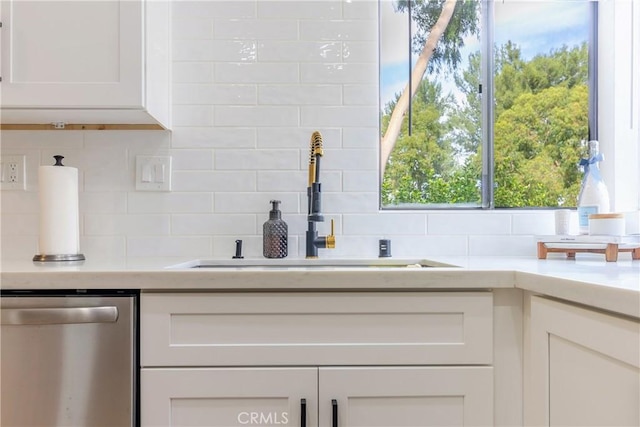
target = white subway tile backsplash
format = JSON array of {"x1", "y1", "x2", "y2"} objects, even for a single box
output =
[
  {"x1": 469, "y1": 235, "x2": 536, "y2": 257},
  {"x1": 85, "y1": 214, "x2": 170, "y2": 236},
  {"x1": 322, "y1": 148, "x2": 377, "y2": 171},
  {"x1": 321, "y1": 192, "x2": 378, "y2": 213},
  {"x1": 171, "y1": 150, "x2": 214, "y2": 170},
  {"x1": 343, "y1": 214, "x2": 426, "y2": 235},
  {"x1": 343, "y1": 171, "x2": 378, "y2": 192},
  {"x1": 428, "y1": 213, "x2": 512, "y2": 235},
  {"x1": 0, "y1": 130, "x2": 84, "y2": 149},
  {"x1": 511, "y1": 212, "x2": 555, "y2": 235},
  {"x1": 0, "y1": 192, "x2": 39, "y2": 213},
  {"x1": 128, "y1": 193, "x2": 213, "y2": 214},
  {"x1": 172, "y1": 214, "x2": 256, "y2": 235},
  {"x1": 342, "y1": 1, "x2": 378, "y2": 20},
  {"x1": 84, "y1": 130, "x2": 172, "y2": 150},
  {"x1": 343, "y1": 84, "x2": 378, "y2": 105},
  {"x1": 81, "y1": 237, "x2": 126, "y2": 258},
  {"x1": 256, "y1": 171, "x2": 307, "y2": 192},
  {"x1": 301, "y1": 106, "x2": 378, "y2": 127},
  {"x1": 342, "y1": 41, "x2": 377, "y2": 62},
  {"x1": 84, "y1": 167, "x2": 133, "y2": 192},
  {"x1": 300, "y1": 63, "x2": 376, "y2": 84},
  {"x1": 214, "y1": 19, "x2": 298, "y2": 40},
  {"x1": 257, "y1": 170, "x2": 341, "y2": 192},
  {"x1": 258, "y1": 41, "x2": 343, "y2": 62},
  {"x1": 81, "y1": 192, "x2": 127, "y2": 214},
  {"x1": 172, "y1": 62, "x2": 213, "y2": 83},
  {"x1": 215, "y1": 106, "x2": 299, "y2": 127},
  {"x1": 257, "y1": 1, "x2": 341, "y2": 20},
  {"x1": 300, "y1": 20, "x2": 376, "y2": 41},
  {"x1": 172, "y1": 40, "x2": 216, "y2": 61},
  {"x1": 216, "y1": 63, "x2": 299, "y2": 84},
  {"x1": 172, "y1": 18, "x2": 213, "y2": 40},
  {"x1": 390, "y1": 235, "x2": 470, "y2": 257},
  {"x1": 0, "y1": 236, "x2": 38, "y2": 260},
  {"x1": 173, "y1": 84, "x2": 256, "y2": 105},
  {"x1": 215, "y1": 40, "x2": 258, "y2": 62},
  {"x1": 127, "y1": 236, "x2": 212, "y2": 257},
  {"x1": 215, "y1": 149, "x2": 299, "y2": 170},
  {"x1": 173, "y1": 1, "x2": 256, "y2": 19},
  {"x1": 175, "y1": 40, "x2": 257, "y2": 62},
  {"x1": 257, "y1": 128, "x2": 341, "y2": 148},
  {"x1": 172, "y1": 171, "x2": 256, "y2": 192},
  {"x1": 171, "y1": 127, "x2": 256, "y2": 149},
  {"x1": 1, "y1": 214, "x2": 39, "y2": 236},
  {"x1": 173, "y1": 105, "x2": 214, "y2": 126},
  {"x1": 342, "y1": 127, "x2": 378, "y2": 148},
  {"x1": 214, "y1": 193, "x2": 299, "y2": 214},
  {"x1": 258, "y1": 85, "x2": 342, "y2": 105}
]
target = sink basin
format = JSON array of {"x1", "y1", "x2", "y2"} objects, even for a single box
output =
[{"x1": 167, "y1": 258, "x2": 457, "y2": 270}]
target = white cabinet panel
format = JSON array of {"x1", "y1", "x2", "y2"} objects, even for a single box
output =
[
  {"x1": 319, "y1": 367, "x2": 493, "y2": 427},
  {"x1": 142, "y1": 368, "x2": 318, "y2": 427},
  {"x1": 525, "y1": 296, "x2": 640, "y2": 427},
  {"x1": 141, "y1": 292, "x2": 493, "y2": 367}
]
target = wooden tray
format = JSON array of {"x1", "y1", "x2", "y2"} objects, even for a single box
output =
[{"x1": 537, "y1": 241, "x2": 640, "y2": 262}]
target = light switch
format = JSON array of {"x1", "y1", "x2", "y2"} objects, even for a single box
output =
[
  {"x1": 142, "y1": 165, "x2": 153, "y2": 183},
  {"x1": 136, "y1": 155, "x2": 172, "y2": 191},
  {"x1": 154, "y1": 164, "x2": 165, "y2": 183}
]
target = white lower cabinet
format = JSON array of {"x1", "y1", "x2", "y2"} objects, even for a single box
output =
[
  {"x1": 142, "y1": 368, "x2": 317, "y2": 427},
  {"x1": 525, "y1": 296, "x2": 640, "y2": 427},
  {"x1": 141, "y1": 292, "x2": 494, "y2": 427},
  {"x1": 141, "y1": 366, "x2": 493, "y2": 427},
  {"x1": 318, "y1": 367, "x2": 492, "y2": 427}
]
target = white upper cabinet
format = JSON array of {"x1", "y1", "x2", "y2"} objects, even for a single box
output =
[{"x1": 0, "y1": 0, "x2": 170, "y2": 128}]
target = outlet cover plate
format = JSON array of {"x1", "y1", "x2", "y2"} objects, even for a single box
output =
[
  {"x1": 136, "y1": 155, "x2": 172, "y2": 191},
  {"x1": 0, "y1": 155, "x2": 26, "y2": 191}
]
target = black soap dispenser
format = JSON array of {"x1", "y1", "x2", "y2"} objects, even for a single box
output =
[{"x1": 263, "y1": 200, "x2": 288, "y2": 258}]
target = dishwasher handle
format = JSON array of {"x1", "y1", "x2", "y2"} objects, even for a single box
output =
[{"x1": 1, "y1": 306, "x2": 119, "y2": 325}]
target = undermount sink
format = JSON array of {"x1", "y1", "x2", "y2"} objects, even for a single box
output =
[{"x1": 167, "y1": 258, "x2": 457, "y2": 270}]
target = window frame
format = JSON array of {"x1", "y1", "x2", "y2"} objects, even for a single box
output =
[{"x1": 379, "y1": 0, "x2": 602, "y2": 211}]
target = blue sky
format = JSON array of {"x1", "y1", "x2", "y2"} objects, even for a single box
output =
[{"x1": 380, "y1": 0, "x2": 591, "y2": 107}]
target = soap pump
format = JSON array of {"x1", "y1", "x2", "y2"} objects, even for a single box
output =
[{"x1": 263, "y1": 200, "x2": 288, "y2": 258}]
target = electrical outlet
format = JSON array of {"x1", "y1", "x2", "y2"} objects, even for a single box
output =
[{"x1": 0, "y1": 155, "x2": 26, "y2": 191}]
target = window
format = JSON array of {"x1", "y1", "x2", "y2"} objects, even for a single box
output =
[{"x1": 380, "y1": 0, "x2": 595, "y2": 209}]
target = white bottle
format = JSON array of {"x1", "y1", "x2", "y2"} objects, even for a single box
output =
[{"x1": 577, "y1": 140, "x2": 610, "y2": 234}]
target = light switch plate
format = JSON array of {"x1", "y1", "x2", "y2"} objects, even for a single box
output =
[
  {"x1": 136, "y1": 155, "x2": 172, "y2": 191},
  {"x1": 0, "y1": 155, "x2": 26, "y2": 191}
]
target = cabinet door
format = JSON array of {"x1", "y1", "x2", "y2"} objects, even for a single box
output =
[
  {"x1": 318, "y1": 367, "x2": 493, "y2": 427},
  {"x1": 0, "y1": 0, "x2": 142, "y2": 108},
  {"x1": 525, "y1": 296, "x2": 640, "y2": 427},
  {"x1": 142, "y1": 367, "x2": 318, "y2": 427}
]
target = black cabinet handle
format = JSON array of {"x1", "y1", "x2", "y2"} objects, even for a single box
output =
[
  {"x1": 332, "y1": 399, "x2": 338, "y2": 427},
  {"x1": 301, "y1": 398, "x2": 307, "y2": 427}
]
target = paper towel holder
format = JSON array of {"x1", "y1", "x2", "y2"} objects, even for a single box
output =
[{"x1": 32, "y1": 154, "x2": 86, "y2": 262}]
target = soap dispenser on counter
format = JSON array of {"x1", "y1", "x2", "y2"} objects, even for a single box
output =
[{"x1": 263, "y1": 200, "x2": 288, "y2": 258}]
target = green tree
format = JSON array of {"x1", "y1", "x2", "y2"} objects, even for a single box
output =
[
  {"x1": 493, "y1": 85, "x2": 588, "y2": 207},
  {"x1": 381, "y1": 0, "x2": 481, "y2": 176}
]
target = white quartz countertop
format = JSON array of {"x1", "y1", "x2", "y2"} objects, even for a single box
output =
[{"x1": 1, "y1": 255, "x2": 638, "y2": 318}]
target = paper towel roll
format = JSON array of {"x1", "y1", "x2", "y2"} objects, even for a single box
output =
[{"x1": 37, "y1": 163, "x2": 80, "y2": 255}]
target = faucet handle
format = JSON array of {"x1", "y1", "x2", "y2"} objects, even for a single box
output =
[{"x1": 327, "y1": 219, "x2": 336, "y2": 249}]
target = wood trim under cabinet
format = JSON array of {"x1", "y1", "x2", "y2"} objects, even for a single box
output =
[{"x1": 0, "y1": 123, "x2": 165, "y2": 131}]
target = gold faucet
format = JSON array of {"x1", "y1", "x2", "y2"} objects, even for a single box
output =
[{"x1": 306, "y1": 131, "x2": 335, "y2": 258}]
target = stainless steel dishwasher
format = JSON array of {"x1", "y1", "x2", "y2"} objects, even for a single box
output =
[{"x1": 1, "y1": 289, "x2": 138, "y2": 427}]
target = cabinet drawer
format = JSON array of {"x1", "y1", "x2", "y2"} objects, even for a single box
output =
[{"x1": 141, "y1": 292, "x2": 493, "y2": 366}]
